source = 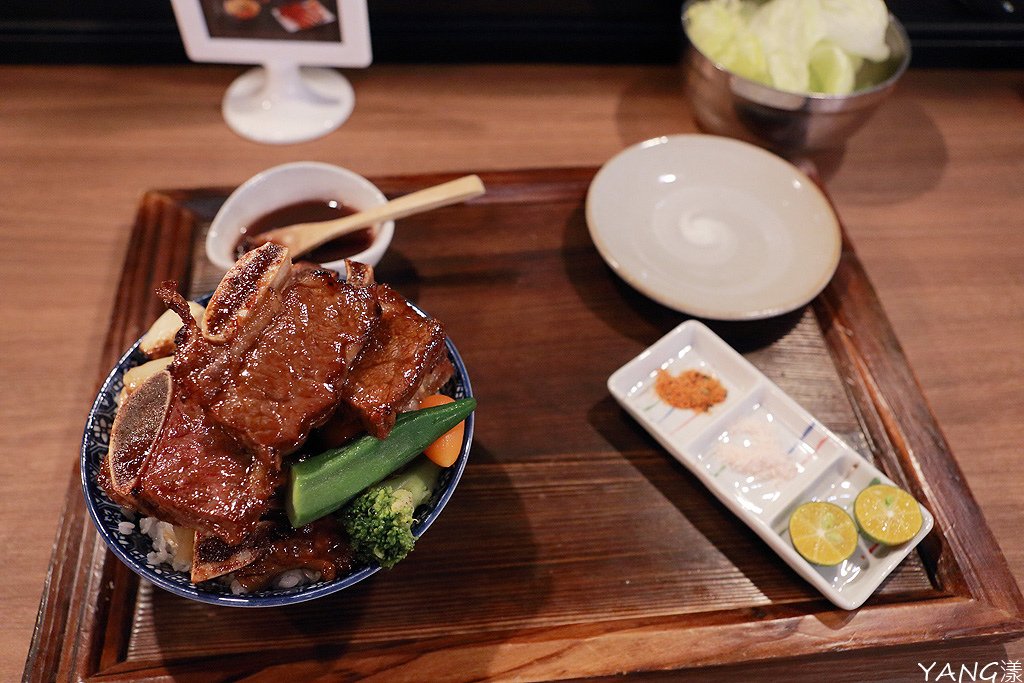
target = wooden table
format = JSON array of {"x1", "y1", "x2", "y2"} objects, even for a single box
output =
[{"x1": 1, "y1": 64, "x2": 1021, "y2": 681}]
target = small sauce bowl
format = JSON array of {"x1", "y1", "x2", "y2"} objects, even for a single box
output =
[{"x1": 206, "y1": 161, "x2": 395, "y2": 272}]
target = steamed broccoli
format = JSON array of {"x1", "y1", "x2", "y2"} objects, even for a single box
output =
[{"x1": 341, "y1": 457, "x2": 441, "y2": 569}]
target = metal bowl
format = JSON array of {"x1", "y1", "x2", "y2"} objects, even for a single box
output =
[{"x1": 681, "y1": 2, "x2": 911, "y2": 154}]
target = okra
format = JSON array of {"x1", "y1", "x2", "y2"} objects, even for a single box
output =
[{"x1": 287, "y1": 397, "x2": 476, "y2": 527}]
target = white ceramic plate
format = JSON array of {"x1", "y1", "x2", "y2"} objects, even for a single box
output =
[
  {"x1": 586, "y1": 135, "x2": 841, "y2": 320},
  {"x1": 608, "y1": 320, "x2": 933, "y2": 610}
]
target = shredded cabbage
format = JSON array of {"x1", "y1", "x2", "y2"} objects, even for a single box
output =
[
  {"x1": 819, "y1": 0, "x2": 890, "y2": 61},
  {"x1": 685, "y1": 0, "x2": 770, "y2": 84},
  {"x1": 685, "y1": 0, "x2": 891, "y2": 95},
  {"x1": 751, "y1": 0, "x2": 825, "y2": 92},
  {"x1": 808, "y1": 40, "x2": 856, "y2": 95}
]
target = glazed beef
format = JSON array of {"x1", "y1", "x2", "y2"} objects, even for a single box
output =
[
  {"x1": 165, "y1": 245, "x2": 377, "y2": 466},
  {"x1": 340, "y1": 284, "x2": 453, "y2": 438},
  {"x1": 190, "y1": 521, "x2": 277, "y2": 583},
  {"x1": 102, "y1": 370, "x2": 272, "y2": 544},
  {"x1": 190, "y1": 514, "x2": 351, "y2": 586},
  {"x1": 102, "y1": 245, "x2": 380, "y2": 544},
  {"x1": 231, "y1": 516, "x2": 352, "y2": 592},
  {"x1": 135, "y1": 389, "x2": 276, "y2": 543},
  {"x1": 197, "y1": 268, "x2": 376, "y2": 461}
]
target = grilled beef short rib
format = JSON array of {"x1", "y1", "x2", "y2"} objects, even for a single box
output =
[
  {"x1": 101, "y1": 243, "x2": 454, "y2": 578},
  {"x1": 340, "y1": 284, "x2": 453, "y2": 438},
  {"x1": 165, "y1": 245, "x2": 378, "y2": 467}
]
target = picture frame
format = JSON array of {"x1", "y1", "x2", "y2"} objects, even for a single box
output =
[
  {"x1": 170, "y1": 0, "x2": 371, "y2": 67},
  {"x1": 169, "y1": 0, "x2": 372, "y2": 144}
]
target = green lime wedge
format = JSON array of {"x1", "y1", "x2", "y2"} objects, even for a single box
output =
[
  {"x1": 854, "y1": 484, "x2": 923, "y2": 546},
  {"x1": 789, "y1": 501, "x2": 858, "y2": 566}
]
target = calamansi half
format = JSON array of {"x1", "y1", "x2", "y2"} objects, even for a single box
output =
[
  {"x1": 788, "y1": 501, "x2": 858, "y2": 566},
  {"x1": 854, "y1": 484, "x2": 923, "y2": 546}
]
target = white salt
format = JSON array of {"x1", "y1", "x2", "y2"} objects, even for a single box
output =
[{"x1": 712, "y1": 415, "x2": 797, "y2": 481}]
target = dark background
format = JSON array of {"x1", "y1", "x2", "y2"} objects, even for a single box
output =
[{"x1": 1, "y1": 0, "x2": 1022, "y2": 67}]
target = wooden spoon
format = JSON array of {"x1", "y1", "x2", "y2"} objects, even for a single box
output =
[{"x1": 250, "y1": 174, "x2": 486, "y2": 259}]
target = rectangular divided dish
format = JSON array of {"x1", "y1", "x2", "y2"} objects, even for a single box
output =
[{"x1": 608, "y1": 320, "x2": 934, "y2": 610}]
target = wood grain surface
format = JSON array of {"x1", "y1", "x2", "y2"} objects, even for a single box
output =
[
  {"x1": 22, "y1": 172, "x2": 1022, "y2": 681},
  {"x1": 1, "y1": 64, "x2": 1023, "y2": 681}
]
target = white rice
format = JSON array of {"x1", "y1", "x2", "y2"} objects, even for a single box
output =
[{"x1": 136, "y1": 517, "x2": 194, "y2": 573}]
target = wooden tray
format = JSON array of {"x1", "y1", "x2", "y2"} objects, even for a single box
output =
[{"x1": 26, "y1": 168, "x2": 1024, "y2": 681}]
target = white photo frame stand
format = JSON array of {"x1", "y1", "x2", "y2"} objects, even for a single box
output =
[{"x1": 171, "y1": 0, "x2": 372, "y2": 144}]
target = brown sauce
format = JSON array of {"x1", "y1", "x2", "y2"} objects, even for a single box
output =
[{"x1": 235, "y1": 199, "x2": 375, "y2": 263}]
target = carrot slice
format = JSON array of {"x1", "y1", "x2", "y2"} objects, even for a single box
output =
[{"x1": 419, "y1": 394, "x2": 466, "y2": 467}]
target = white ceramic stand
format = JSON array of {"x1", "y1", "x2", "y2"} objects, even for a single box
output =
[{"x1": 222, "y1": 62, "x2": 355, "y2": 144}]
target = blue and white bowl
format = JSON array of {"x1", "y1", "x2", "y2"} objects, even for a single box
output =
[{"x1": 82, "y1": 299, "x2": 474, "y2": 607}]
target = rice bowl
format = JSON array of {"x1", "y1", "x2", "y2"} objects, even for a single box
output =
[{"x1": 82, "y1": 326, "x2": 474, "y2": 607}]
